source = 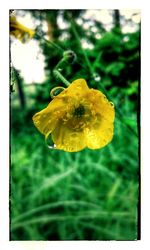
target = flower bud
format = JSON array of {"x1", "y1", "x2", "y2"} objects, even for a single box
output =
[{"x1": 63, "y1": 50, "x2": 77, "y2": 64}]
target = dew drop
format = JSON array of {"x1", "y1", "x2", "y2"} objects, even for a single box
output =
[
  {"x1": 93, "y1": 73, "x2": 101, "y2": 82},
  {"x1": 110, "y1": 102, "x2": 114, "y2": 107},
  {"x1": 50, "y1": 86, "x2": 65, "y2": 98},
  {"x1": 45, "y1": 134, "x2": 56, "y2": 150}
]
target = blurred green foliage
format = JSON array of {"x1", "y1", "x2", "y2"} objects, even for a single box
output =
[{"x1": 10, "y1": 10, "x2": 140, "y2": 240}]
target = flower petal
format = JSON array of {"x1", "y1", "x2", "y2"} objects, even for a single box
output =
[
  {"x1": 86, "y1": 89, "x2": 115, "y2": 123},
  {"x1": 64, "y1": 79, "x2": 90, "y2": 98},
  {"x1": 85, "y1": 117, "x2": 114, "y2": 149},
  {"x1": 32, "y1": 96, "x2": 67, "y2": 137},
  {"x1": 10, "y1": 15, "x2": 35, "y2": 42},
  {"x1": 51, "y1": 123, "x2": 86, "y2": 152}
]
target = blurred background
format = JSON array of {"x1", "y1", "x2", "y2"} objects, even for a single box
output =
[{"x1": 10, "y1": 9, "x2": 140, "y2": 240}]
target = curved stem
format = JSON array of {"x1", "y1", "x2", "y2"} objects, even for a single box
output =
[{"x1": 53, "y1": 69, "x2": 70, "y2": 87}]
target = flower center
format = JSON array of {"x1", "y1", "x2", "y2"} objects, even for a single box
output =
[
  {"x1": 73, "y1": 105, "x2": 85, "y2": 118},
  {"x1": 62, "y1": 102, "x2": 93, "y2": 131}
]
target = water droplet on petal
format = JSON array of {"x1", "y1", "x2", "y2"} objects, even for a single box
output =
[
  {"x1": 110, "y1": 102, "x2": 114, "y2": 107},
  {"x1": 50, "y1": 86, "x2": 65, "y2": 98},
  {"x1": 45, "y1": 134, "x2": 56, "y2": 150}
]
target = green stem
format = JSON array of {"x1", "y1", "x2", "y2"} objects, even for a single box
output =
[
  {"x1": 70, "y1": 19, "x2": 94, "y2": 74},
  {"x1": 35, "y1": 33, "x2": 63, "y2": 53},
  {"x1": 53, "y1": 69, "x2": 70, "y2": 87},
  {"x1": 53, "y1": 51, "x2": 76, "y2": 87},
  {"x1": 55, "y1": 58, "x2": 67, "y2": 70},
  {"x1": 35, "y1": 32, "x2": 77, "y2": 88}
]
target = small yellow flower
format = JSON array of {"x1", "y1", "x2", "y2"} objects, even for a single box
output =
[
  {"x1": 33, "y1": 79, "x2": 115, "y2": 152},
  {"x1": 10, "y1": 15, "x2": 35, "y2": 42}
]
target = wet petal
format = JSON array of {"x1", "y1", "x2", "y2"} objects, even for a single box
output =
[
  {"x1": 86, "y1": 89, "x2": 115, "y2": 123},
  {"x1": 85, "y1": 117, "x2": 114, "y2": 149},
  {"x1": 64, "y1": 79, "x2": 90, "y2": 98},
  {"x1": 51, "y1": 123, "x2": 86, "y2": 152},
  {"x1": 33, "y1": 108, "x2": 58, "y2": 137},
  {"x1": 32, "y1": 97, "x2": 67, "y2": 137}
]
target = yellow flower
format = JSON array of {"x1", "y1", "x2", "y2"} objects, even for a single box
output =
[
  {"x1": 32, "y1": 79, "x2": 115, "y2": 152},
  {"x1": 10, "y1": 15, "x2": 35, "y2": 42}
]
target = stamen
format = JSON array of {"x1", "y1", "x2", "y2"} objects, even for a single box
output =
[{"x1": 73, "y1": 105, "x2": 85, "y2": 118}]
